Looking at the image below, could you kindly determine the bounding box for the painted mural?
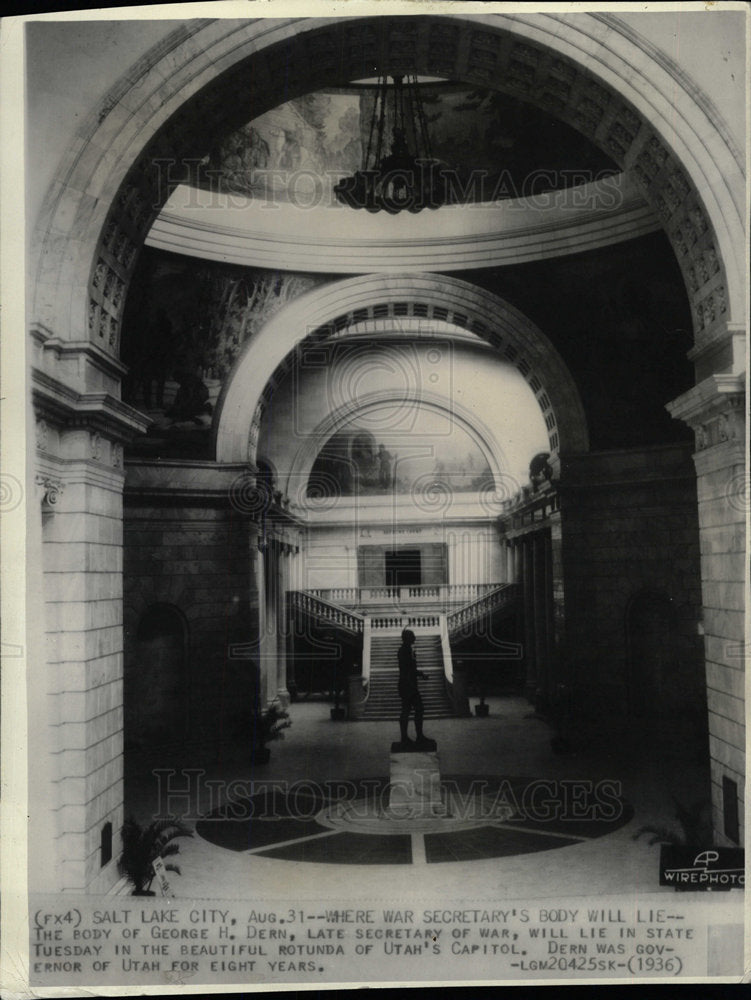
[204,83,617,204]
[307,409,494,499]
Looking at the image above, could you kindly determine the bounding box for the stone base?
[388,750,447,818]
[390,738,437,752]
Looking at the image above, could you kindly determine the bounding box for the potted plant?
[253,701,291,764]
[118,817,193,896]
[633,797,713,892]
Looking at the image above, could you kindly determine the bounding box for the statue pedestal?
[388,750,447,819]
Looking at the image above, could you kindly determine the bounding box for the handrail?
[291,585,517,638]
[288,590,364,635]
[446,583,519,637]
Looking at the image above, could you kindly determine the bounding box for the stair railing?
[446,583,519,638]
[439,613,453,687]
[288,590,364,636]
[370,613,441,631]
[304,583,503,608]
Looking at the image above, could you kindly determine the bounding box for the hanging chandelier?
[334,74,448,214]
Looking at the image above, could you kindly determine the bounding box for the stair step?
[363,633,454,719]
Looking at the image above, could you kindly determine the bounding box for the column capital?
[34,474,65,509]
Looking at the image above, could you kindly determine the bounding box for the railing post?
[439,613,453,686]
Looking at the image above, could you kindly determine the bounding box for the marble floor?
[122,696,713,904]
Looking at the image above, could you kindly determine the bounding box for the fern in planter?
[253,702,292,762]
[118,818,193,895]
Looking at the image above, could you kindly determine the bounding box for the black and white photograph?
[1,1,748,993]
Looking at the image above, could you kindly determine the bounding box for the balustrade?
[446,583,518,636]
[370,613,441,630]
[289,590,364,634]
[306,583,500,607]
[291,583,517,640]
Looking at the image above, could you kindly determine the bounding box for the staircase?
[288,583,520,721]
[361,634,453,721]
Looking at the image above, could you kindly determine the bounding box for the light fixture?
[334,74,448,214]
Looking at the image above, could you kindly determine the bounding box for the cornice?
[32,326,130,380]
[32,369,151,441]
[146,173,660,274]
[665,373,746,428]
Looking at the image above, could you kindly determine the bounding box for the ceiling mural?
[204,83,617,205]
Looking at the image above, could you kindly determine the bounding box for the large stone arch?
[212,273,589,464]
[31,14,744,368]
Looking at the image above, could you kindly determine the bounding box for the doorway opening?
[385,549,422,588]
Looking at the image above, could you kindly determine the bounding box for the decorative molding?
[35,419,49,451]
[497,487,561,537]
[33,329,130,380]
[146,173,661,274]
[35,474,65,509]
[666,375,745,453]
[31,369,152,443]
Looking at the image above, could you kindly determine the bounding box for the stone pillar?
[532,532,547,703]
[277,544,291,706]
[667,373,745,846]
[33,411,148,894]
[255,535,271,709]
[543,529,555,699]
[522,537,536,699]
[286,547,297,702]
[550,519,565,651]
